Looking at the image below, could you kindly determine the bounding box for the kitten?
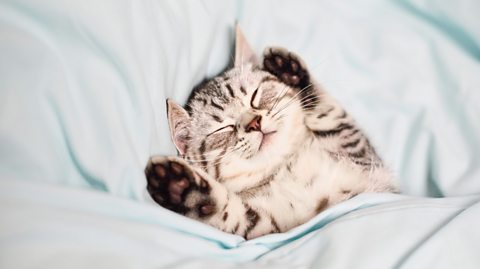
[145,26,397,239]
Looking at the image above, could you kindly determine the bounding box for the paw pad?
[145,158,216,217]
[263,47,310,88]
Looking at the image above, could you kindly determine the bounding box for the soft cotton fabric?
[1,0,479,268]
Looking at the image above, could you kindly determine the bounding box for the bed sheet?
[1,178,480,268]
[1,0,480,268]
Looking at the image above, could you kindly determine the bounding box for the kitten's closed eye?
[250,88,260,109]
[208,125,235,136]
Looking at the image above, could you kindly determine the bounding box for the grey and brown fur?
[145,27,397,239]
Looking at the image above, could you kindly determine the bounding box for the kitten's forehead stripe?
[226,84,235,98]
[240,86,247,95]
[211,100,224,111]
[211,114,223,123]
[197,98,207,106]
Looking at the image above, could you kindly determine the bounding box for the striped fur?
[146,29,397,239]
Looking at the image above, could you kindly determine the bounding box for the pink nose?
[246,115,262,132]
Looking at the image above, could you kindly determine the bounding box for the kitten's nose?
[246,115,262,133]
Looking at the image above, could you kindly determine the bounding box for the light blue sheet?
[1,0,480,268]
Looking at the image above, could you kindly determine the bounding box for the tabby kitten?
[145,27,396,239]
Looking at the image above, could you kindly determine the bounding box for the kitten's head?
[167,27,309,178]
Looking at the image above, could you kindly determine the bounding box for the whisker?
[267,84,290,115]
[299,94,320,106]
[186,144,242,164]
[272,113,286,121]
[271,84,314,117]
[274,84,313,111]
[271,92,317,120]
[176,140,238,158]
[185,151,230,162]
[189,147,242,169]
[186,148,237,163]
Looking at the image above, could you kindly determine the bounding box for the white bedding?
[1,0,480,268]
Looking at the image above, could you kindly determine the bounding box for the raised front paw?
[263,47,310,89]
[145,156,217,218]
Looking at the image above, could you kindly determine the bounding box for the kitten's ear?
[234,25,258,67]
[166,99,190,155]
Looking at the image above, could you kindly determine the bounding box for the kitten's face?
[167,27,310,178]
[171,64,308,178]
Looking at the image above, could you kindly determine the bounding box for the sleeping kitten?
[145,27,397,239]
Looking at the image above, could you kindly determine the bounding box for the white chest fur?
[221,136,393,232]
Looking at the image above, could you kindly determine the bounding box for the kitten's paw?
[145,156,216,218]
[263,47,310,88]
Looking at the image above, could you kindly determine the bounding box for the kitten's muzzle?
[245,115,262,133]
